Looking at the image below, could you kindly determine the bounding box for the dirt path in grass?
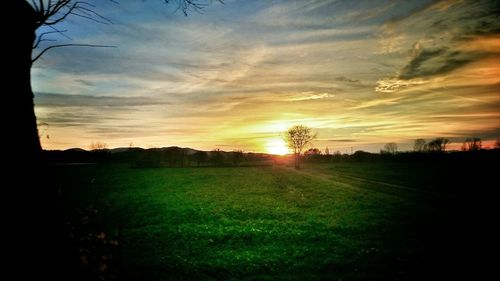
[278,165,452,200]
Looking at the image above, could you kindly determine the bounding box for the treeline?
[379,137,499,154]
[43,145,500,167]
[43,147,274,167]
[302,147,500,163]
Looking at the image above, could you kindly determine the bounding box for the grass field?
[50,162,478,280]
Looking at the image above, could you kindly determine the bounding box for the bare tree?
[428,137,449,152]
[11,0,219,164]
[90,141,108,150]
[462,138,482,151]
[8,4,220,278]
[284,125,317,169]
[381,142,398,154]
[414,139,426,152]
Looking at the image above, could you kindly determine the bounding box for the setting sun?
[266,138,289,155]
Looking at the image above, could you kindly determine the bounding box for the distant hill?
[43,146,278,167]
[64,148,87,152]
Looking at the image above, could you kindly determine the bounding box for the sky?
[31,0,500,153]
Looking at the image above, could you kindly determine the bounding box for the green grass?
[51,163,466,280]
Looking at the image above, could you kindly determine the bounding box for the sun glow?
[266,138,289,155]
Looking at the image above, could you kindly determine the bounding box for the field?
[50,162,482,280]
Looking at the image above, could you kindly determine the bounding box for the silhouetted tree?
[325,147,330,155]
[9,3,219,279]
[231,150,244,166]
[192,151,208,166]
[210,149,224,166]
[304,148,322,163]
[414,139,426,152]
[333,150,342,157]
[428,137,449,152]
[138,148,162,167]
[381,142,398,154]
[352,150,375,161]
[163,147,187,167]
[462,138,482,151]
[12,0,218,163]
[304,148,321,155]
[285,125,317,169]
[90,141,108,150]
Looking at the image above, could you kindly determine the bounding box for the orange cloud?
[458,36,500,53]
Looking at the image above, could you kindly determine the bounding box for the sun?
[266,138,289,155]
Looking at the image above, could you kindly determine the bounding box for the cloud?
[457,36,500,53]
[35,93,168,107]
[375,78,427,93]
[335,76,361,83]
[75,79,95,87]
[374,0,500,94]
[287,92,334,101]
[327,139,357,142]
[398,47,481,80]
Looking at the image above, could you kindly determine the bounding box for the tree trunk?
[6,3,75,281]
[11,1,42,165]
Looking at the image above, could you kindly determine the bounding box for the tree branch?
[69,11,111,24]
[32,44,116,64]
[44,1,81,26]
[31,0,40,11]
[45,0,72,18]
[30,0,220,61]
[164,0,224,16]
[75,6,113,24]
[33,30,63,49]
[46,25,72,40]
[33,38,57,49]
[39,0,45,14]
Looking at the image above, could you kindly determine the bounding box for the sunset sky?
[32,0,500,153]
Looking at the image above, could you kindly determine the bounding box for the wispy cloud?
[35,93,168,107]
[287,92,334,101]
[335,76,361,84]
[327,139,357,143]
[375,78,428,93]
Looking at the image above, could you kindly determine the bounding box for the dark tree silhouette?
[231,150,244,166]
[285,125,317,169]
[192,150,208,166]
[210,149,224,166]
[462,138,482,151]
[304,148,321,155]
[414,138,426,152]
[381,142,398,154]
[8,2,219,280]
[428,137,449,152]
[11,0,217,164]
[90,141,108,150]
